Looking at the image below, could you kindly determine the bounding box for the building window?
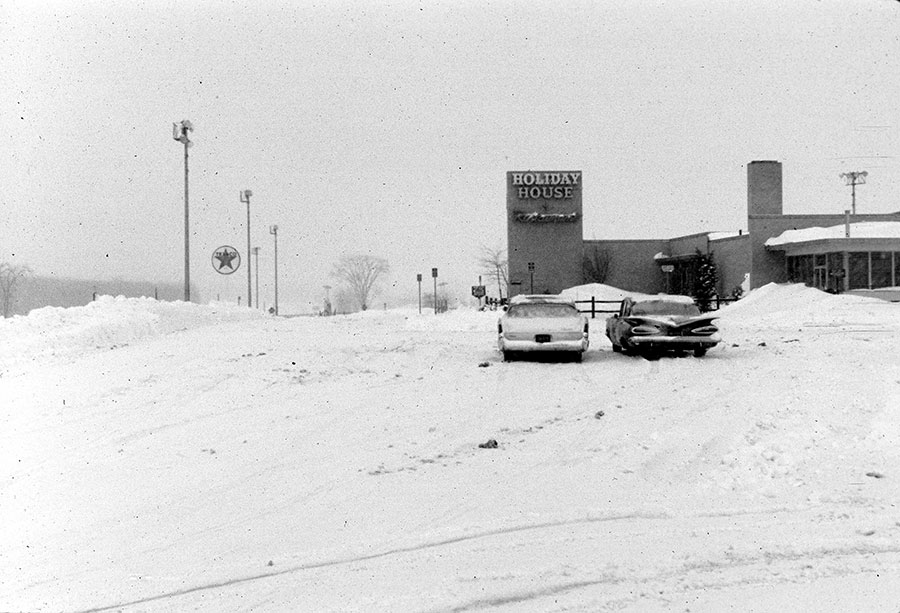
[848,252,869,290]
[787,255,814,285]
[827,252,845,292]
[895,253,900,287]
[871,252,892,288]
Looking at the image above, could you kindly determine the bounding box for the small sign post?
[432,268,438,314]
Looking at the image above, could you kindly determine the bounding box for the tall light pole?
[269,224,279,316]
[528,261,535,294]
[172,120,193,301]
[252,247,260,309]
[840,171,868,215]
[240,190,253,307]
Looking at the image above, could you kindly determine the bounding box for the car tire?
[693,348,708,358]
[611,343,622,353]
[572,352,583,363]
[503,350,516,362]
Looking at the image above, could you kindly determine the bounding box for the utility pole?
[270,225,279,316]
[252,247,260,308]
[172,120,193,301]
[840,171,868,215]
[240,190,253,307]
[416,273,422,314]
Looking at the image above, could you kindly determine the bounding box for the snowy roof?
[708,231,745,241]
[765,221,900,247]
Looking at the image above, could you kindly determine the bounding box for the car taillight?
[632,325,661,335]
[691,325,718,336]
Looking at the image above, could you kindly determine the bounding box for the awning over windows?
[766,222,900,256]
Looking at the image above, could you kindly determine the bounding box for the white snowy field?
[3,286,900,612]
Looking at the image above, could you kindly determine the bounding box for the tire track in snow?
[72,511,670,613]
[434,542,900,613]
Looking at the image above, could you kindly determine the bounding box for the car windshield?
[631,300,701,317]
[507,303,579,318]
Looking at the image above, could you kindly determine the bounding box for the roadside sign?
[661,265,674,273]
[471,285,486,298]
[432,268,438,278]
[212,245,241,275]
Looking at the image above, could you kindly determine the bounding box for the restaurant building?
[506,161,900,300]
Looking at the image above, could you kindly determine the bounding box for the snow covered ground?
[3,285,900,612]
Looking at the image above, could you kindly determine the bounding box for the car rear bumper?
[628,335,720,349]
[499,337,589,353]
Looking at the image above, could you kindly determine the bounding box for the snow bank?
[0,296,263,373]
[559,283,694,303]
[716,282,900,332]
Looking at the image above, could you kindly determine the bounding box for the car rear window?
[507,303,579,318]
[631,300,701,317]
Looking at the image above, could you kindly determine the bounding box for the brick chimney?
[747,160,782,216]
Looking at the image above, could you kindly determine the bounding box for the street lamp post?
[270,225,279,316]
[240,190,253,307]
[172,120,193,301]
[252,247,260,309]
[528,262,535,293]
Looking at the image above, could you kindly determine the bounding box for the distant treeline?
[10,276,197,316]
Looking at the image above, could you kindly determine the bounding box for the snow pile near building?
[0,295,262,374]
[716,282,900,332]
[559,282,693,303]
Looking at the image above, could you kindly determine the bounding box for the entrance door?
[813,254,828,289]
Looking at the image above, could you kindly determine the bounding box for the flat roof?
[765,222,900,247]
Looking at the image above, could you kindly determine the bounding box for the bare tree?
[583,245,611,284]
[477,245,508,300]
[331,254,390,311]
[0,263,32,317]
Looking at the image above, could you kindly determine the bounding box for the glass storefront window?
[895,253,900,287]
[871,252,892,288]
[828,252,845,292]
[848,252,868,290]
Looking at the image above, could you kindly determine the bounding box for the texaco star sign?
[212,245,241,275]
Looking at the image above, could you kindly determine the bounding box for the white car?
[497,295,589,362]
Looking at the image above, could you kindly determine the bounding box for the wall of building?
[710,234,750,296]
[584,239,668,294]
[667,233,709,258]
[748,213,900,288]
[507,171,584,296]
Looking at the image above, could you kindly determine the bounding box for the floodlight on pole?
[269,224,279,316]
[840,170,868,215]
[172,120,193,301]
[240,190,253,307]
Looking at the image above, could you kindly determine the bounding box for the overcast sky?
[3,0,899,309]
